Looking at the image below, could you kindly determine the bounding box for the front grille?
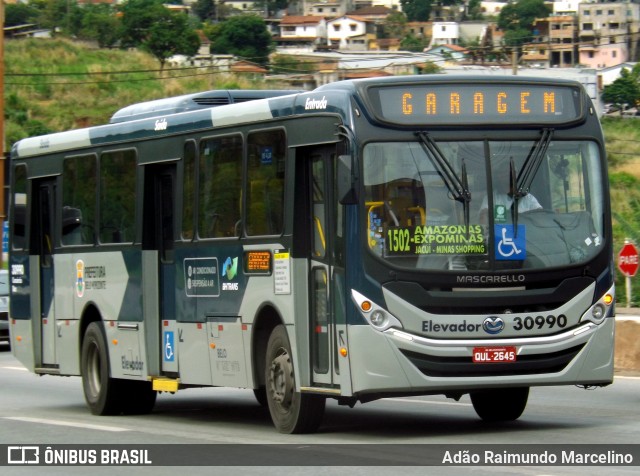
[399,344,584,378]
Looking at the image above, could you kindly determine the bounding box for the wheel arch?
[78,303,103,364]
[251,303,284,389]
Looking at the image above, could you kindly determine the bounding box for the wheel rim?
[268,347,294,411]
[86,340,102,397]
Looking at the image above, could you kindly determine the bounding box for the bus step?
[35,367,60,375]
[152,377,180,393]
[300,387,341,395]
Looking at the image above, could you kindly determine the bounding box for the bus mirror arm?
[337,154,358,205]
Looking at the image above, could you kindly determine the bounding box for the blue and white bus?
[8,76,615,433]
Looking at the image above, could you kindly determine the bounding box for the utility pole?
[0,2,5,268]
[512,46,518,75]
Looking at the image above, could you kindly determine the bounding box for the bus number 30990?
[513,315,567,331]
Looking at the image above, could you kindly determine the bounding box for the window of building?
[583,23,593,30]
[334,24,341,31]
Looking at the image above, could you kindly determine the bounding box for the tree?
[79,4,120,48]
[401,32,428,52]
[498,0,551,46]
[207,15,273,66]
[142,11,201,70]
[383,11,408,39]
[467,0,484,21]
[399,0,432,22]
[118,0,168,48]
[193,0,216,22]
[602,68,640,109]
[4,3,41,27]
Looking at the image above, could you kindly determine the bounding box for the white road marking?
[3,416,130,432]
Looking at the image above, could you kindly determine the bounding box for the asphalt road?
[0,342,639,475]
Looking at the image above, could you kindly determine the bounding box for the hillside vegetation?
[5,39,640,304]
[4,38,282,144]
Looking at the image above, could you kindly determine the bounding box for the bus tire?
[470,387,529,422]
[265,324,325,433]
[253,387,268,407]
[81,322,123,415]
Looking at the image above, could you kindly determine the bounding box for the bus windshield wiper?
[512,128,554,233]
[416,132,472,229]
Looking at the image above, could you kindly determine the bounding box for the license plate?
[472,346,517,363]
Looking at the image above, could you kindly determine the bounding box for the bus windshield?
[363,140,605,271]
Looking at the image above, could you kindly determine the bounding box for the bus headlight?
[351,290,403,332]
[580,285,615,325]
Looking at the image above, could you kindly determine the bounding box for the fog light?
[592,303,605,321]
[370,310,387,328]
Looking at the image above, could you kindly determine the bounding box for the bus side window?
[62,155,96,246]
[11,165,28,251]
[198,135,242,239]
[100,150,136,244]
[246,130,286,236]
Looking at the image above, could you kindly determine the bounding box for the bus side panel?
[10,319,35,372]
[53,254,81,375]
[238,247,298,389]
[9,254,35,371]
[72,250,147,381]
[176,323,212,385]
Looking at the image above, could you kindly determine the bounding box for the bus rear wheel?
[470,387,529,422]
[265,325,325,433]
[81,322,123,415]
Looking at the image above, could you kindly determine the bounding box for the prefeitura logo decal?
[76,260,85,298]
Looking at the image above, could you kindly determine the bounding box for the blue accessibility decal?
[164,331,175,362]
[494,224,526,261]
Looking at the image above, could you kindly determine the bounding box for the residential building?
[430,22,460,47]
[578,1,640,68]
[522,15,578,68]
[274,15,328,53]
[327,15,376,50]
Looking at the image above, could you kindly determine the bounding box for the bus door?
[32,179,57,366]
[142,163,176,377]
[308,147,345,387]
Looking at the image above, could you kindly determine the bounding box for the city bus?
[8,75,615,433]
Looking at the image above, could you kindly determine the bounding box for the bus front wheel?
[265,325,325,433]
[470,387,529,422]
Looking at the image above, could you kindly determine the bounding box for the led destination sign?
[367,83,582,125]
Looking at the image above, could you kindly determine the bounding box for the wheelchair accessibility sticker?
[164,331,175,362]
[495,224,526,260]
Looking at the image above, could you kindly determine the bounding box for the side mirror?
[337,154,357,205]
